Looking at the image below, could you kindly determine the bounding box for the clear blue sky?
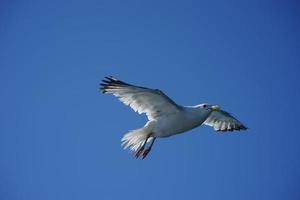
[1,0,299,200]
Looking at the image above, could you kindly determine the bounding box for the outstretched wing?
[100,76,182,120]
[204,110,247,132]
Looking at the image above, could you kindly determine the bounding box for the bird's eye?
[203,104,207,108]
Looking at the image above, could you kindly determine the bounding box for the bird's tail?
[121,127,152,152]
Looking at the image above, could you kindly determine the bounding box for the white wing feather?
[100,77,181,120]
[204,110,247,132]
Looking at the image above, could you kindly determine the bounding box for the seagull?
[100,76,247,159]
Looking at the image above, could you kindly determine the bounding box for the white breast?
[152,107,211,138]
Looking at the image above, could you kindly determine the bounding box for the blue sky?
[1,0,300,199]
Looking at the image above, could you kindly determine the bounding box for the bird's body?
[100,76,247,159]
[151,106,210,138]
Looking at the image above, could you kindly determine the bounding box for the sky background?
[1,0,300,200]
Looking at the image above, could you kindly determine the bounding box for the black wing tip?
[99,76,131,93]
[104,76,115,81]
[102,76,128,84]
[99,76,113,93]
[234,125,248,132]
[216,124,248,132]
[99,87,107,93]
[239,124,248,131]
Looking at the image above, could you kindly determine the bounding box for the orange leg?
[135,137,149,158]
[142,138,156,159]
[135,147,144,158]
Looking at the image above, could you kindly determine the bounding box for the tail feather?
[121,128,152,151]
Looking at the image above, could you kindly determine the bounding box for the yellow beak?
[211,105,220,111]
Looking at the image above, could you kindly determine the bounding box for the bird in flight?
[100,76,247,159]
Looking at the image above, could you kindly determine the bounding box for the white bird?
[100,76,247,159]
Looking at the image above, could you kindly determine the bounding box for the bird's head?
[194,103,221,122]
[198,103,221,111]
